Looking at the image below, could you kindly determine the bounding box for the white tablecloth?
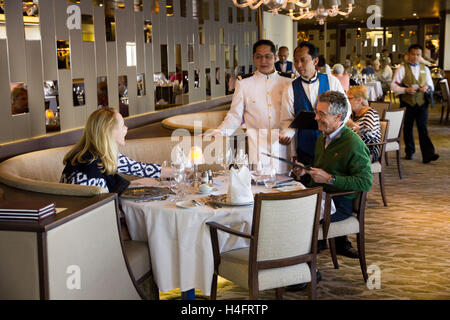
[365,81,383,101]
[121,176,279,295]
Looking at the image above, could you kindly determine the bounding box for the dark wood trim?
[37,232,49,300]
[439,11,446,69]
[0,185,117,233]
[0,96,232,162]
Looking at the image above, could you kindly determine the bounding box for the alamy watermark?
[66,264,81,290]
[366,264,381,290]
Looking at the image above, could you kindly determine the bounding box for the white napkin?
[320,191,337,220]
[227,166,253,204]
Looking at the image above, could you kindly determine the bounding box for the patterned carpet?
[158,104,450,300]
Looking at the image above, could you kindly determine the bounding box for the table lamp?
[190,146,204,187]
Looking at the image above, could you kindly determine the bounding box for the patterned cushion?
[219,247,311,291]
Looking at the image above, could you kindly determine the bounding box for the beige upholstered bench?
[0,136,230,299]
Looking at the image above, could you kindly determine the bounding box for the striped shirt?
[352,108,381,162]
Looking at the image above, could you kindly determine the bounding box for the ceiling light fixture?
[231,0,354,25]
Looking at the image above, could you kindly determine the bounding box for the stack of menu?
[0,200,56,220]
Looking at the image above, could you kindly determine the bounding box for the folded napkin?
[320,192,336,220]
[227,166,253,204]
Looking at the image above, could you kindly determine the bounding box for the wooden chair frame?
[207,187,323,300]
[321,191,369,283]
[439,79,450,124]
[367,119,389,206]
[384,110,406,179]
[369,101,391,120]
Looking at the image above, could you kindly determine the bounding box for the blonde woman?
[346,85,381,162]
[61,107,173,194]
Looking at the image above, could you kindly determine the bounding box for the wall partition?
[0,0,258,145]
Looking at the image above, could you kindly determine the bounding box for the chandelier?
[232,0,354,25]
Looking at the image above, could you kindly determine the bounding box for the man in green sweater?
[294,90,373,258]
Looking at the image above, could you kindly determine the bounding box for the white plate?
[176,200,203,209]
[277,185,305,192]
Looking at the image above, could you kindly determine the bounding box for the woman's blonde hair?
[63,107,119,175]
[347,85,369,106]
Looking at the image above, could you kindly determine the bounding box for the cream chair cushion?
[385,141,400,152]
[318,216,360,240]
[219,247,311,291]
[371,161,382,173]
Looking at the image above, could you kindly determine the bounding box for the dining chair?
[367,120,389,206]
[439,79,450,124]
[207,187,323,300]
[384,110,405,179]
[318,191,369,283]
[369,101,391,120]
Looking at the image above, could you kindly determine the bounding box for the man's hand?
[308,168,332,184]
[279,135,292,145]
[419,85,429,93]
[405,87,417,94]
[292,161,307,178]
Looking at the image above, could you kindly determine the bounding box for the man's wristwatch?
[327,175,336,185]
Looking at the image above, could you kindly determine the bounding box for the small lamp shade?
[190,146,204,165]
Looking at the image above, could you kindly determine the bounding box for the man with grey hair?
[294,90,372,258]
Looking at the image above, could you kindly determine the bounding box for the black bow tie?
[301,76,318,84]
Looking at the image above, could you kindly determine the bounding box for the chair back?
[250,187,322,265]
[439,79,449,102]
[369,101,391,119]
[384,110,405,141]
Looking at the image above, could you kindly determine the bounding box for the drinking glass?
[263,166,277,189]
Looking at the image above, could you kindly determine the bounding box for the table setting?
[119,157,305,295]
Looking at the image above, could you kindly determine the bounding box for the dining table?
[120,174,305,296]
[365,80,383,101]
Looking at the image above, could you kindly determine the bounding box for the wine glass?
[235,148,247,169]
[263,166,277,189]
[224,146,234,171]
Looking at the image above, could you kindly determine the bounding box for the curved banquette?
[161,110,228,133]
[0,136,230,300]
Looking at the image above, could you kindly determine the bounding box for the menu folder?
[289,110,318,130]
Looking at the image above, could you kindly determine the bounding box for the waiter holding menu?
[279,42,347,166]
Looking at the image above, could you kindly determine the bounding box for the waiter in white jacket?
[209,39,295,173]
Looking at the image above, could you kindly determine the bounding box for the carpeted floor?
[159,103,450,300]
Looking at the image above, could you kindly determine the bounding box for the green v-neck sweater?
[311,125,373,199]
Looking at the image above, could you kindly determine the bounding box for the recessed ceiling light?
[413,13,417,16]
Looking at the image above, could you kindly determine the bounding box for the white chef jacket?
[217,70,294,173]
[280,72,349,156]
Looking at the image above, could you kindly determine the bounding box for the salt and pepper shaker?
[201,171,209,185]
[207,169,213,186]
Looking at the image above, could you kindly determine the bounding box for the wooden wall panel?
[0,0,257,146]
[26,41,46,137]
[0,40,12,143]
